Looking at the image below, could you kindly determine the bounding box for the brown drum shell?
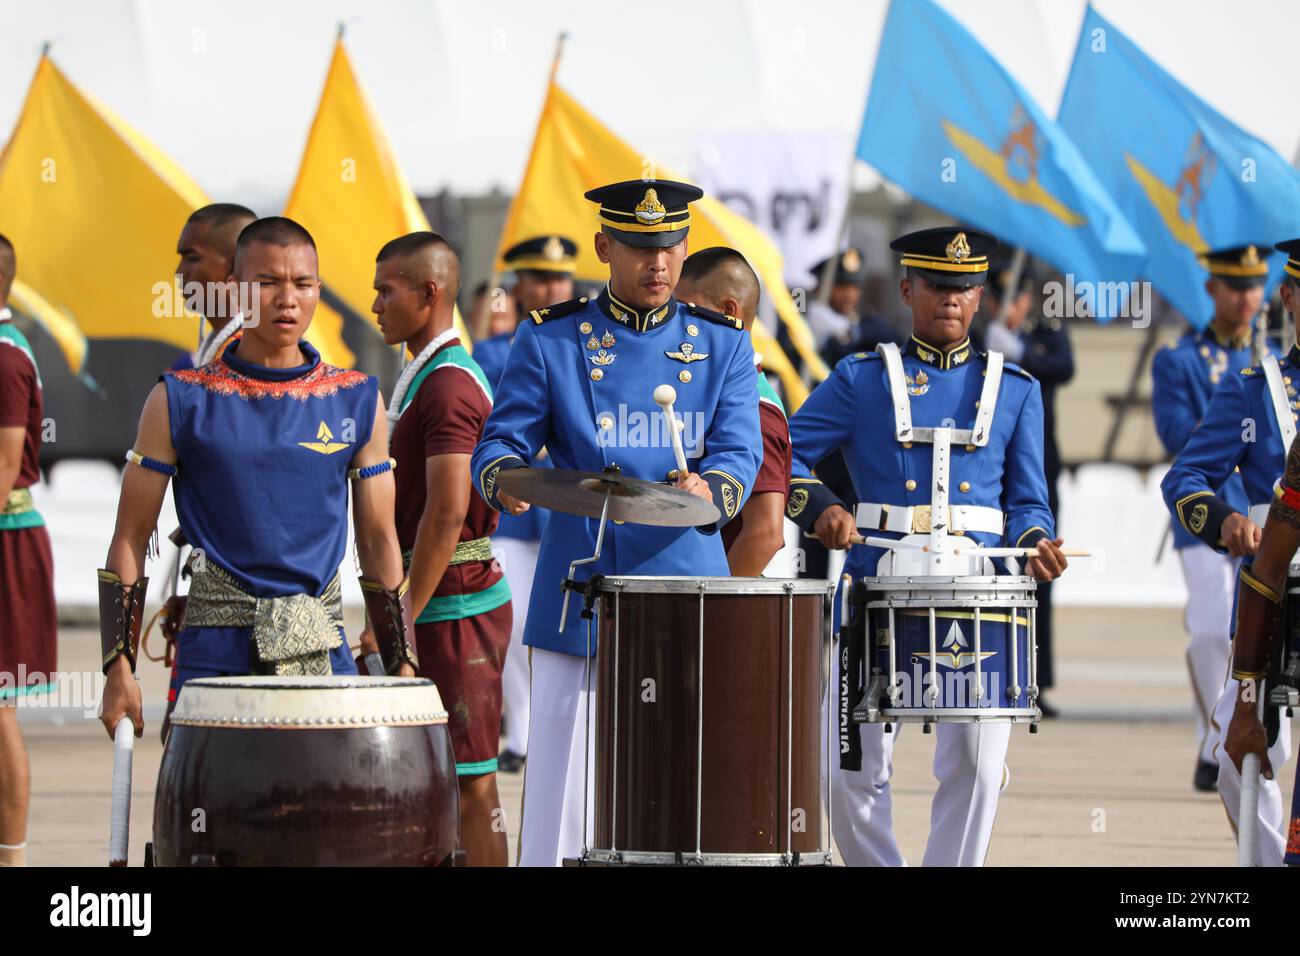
[152,722,459,866]
[594,589,823,856]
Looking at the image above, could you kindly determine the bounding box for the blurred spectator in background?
[975,255,1075,718]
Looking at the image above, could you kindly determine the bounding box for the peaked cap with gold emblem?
[891,226,998,289]
[584,179,703,248]
[1201,243,1270,289]
[503,234,578,275]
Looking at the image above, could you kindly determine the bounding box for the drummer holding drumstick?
[471,179,761,866]
[785,226,1068,867]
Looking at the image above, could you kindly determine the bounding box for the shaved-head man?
[158,203,258,737]
[102,218,415,775]
[373,231,511,866]
[171,203,257,370]
[676,247,790,576]
[0,233,58,865]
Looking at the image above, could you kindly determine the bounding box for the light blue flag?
[1060,5,1300,329]
[858,0,1147,321]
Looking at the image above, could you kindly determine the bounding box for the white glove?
[985,322,1025,362]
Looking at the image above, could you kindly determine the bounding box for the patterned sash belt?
[3,488,34,516]
[402,536,494,570]
[184,564,343,676]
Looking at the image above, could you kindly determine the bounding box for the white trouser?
[1212,676,1292,866]
[826,644,1012,866]
[517,647,595,867]
[1178,545,1239,764]
[494,537,539,755]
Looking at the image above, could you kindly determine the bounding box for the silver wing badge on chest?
[665,342,709,364]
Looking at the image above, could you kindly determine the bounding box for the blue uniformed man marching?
[1160,238,1300,866]
[471,180,761,866]
[785,226,1068,867]
[1151,243,1274,792]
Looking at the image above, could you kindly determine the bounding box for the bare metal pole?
[1101,317,1162,462]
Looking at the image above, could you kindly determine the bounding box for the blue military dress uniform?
[784,225,1055,868]
[471,331,512,395]
[1160,342,1300,865]
[787,335,1054,615]
[1152,241,1277,794]
[472,286,761,657]
[1161,345,1299,550]
[478,177,760,867]
[1152,326,1257,548]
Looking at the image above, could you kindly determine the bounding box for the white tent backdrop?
[0,0,1294,213]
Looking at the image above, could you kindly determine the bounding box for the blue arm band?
[348,458,396,480]
[125,450,177,477]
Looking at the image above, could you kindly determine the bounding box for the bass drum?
[588,576,834,866]
[152,676,459,866]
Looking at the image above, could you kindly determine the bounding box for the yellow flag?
[496,84,828,407]
[0,56,209,367]
[8,278,86,374]
[284,38,469,367]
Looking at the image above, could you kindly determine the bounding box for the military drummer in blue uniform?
[786,226,1069,867]
[471,179,761,866]
[1160,238,1300,866]
[1151,243,1274,793]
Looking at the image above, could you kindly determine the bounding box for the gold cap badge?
[946,232,971,262]
[1241,245,1260,267]
[543,236,564,261]
[842,248,862,272]
[634,189,667,225]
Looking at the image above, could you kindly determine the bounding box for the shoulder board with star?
[1239,366,1260,377]
[845,351,882,363]
[530,296,589,325]
[682,302,743,331]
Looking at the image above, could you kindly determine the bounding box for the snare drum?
[151,676,459,866]
[580,576,834,866]
[854,575,1039,726]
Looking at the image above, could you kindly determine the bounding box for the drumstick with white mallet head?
[809,531,1092,558]
[653,384,690,477]
[108,716,135,866]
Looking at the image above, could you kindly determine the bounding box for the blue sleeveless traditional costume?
[163,341,377,685]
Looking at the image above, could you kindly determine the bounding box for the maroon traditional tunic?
[0,314,57,699]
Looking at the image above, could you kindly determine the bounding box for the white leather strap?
[878,342,913,442]
[971,350,1004,446]
[1263,354,1296,452]
[1249,502,1271,526]
[854,502,1004,535]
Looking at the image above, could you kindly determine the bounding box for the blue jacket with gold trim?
[785,336,1054,589]
[470,288,761,657]
[1160,346,1299,553]
[1151,327,1262,549]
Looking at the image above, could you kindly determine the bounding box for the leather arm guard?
[98,569,149,675]
[359,577,419,674]
[1232,565,1282,682]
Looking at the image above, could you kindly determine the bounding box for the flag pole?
[476,32,569,342]
[991,246,1027,329]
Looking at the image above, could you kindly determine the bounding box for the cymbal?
[497,467,720,528]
